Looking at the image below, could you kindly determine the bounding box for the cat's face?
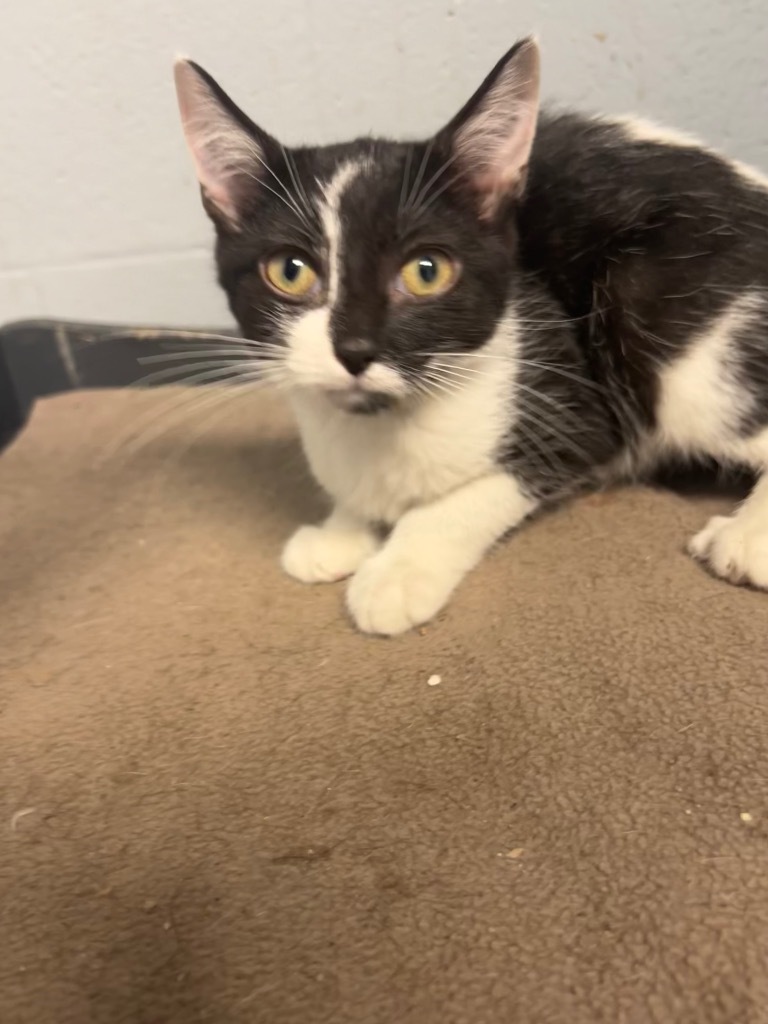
[175,40,540,414]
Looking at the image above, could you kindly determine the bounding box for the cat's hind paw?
[688,514,768,589]
[282,523,378,584]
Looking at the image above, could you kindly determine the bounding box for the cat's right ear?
[174,59,273,231]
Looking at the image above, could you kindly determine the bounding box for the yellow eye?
[263,254,319,298]
[397,253,456,298]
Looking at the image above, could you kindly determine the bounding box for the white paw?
[346,550,459,636]
[281,524,378,584]
[688,514,768,589]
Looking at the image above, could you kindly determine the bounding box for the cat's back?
[522,109,768,293]
[529,108,768,216]
[519,106,768,358]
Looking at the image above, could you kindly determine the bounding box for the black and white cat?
[174,38,768,635]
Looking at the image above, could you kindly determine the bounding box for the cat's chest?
[290,369,512,523]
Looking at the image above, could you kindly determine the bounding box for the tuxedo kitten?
[174,38,768,635]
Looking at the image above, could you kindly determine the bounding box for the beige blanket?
[2,391,766,1023]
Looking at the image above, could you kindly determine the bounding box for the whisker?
[410,153,457,215]
[282,145,315,225]
[244,156,314,234]
[431,355,608,396]
[132,360,251,389]
[108,376,284,463]
[426,361,596,461]
[140,383,273,509]
[139,345,284,364]
[419,370,464,398]
[123,329,243,343]
[514,400,594,466]
[403,138,435,214]
[398,145,414,216]
[411,171,462,218]
[513,419,572,481]
[517,359,608,393]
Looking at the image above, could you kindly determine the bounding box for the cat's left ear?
[440,37,540,220]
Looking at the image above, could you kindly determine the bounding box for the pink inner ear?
[174,59,262,228]
[452,41,540,216]
[460,95,538,187]
[202,181,241,225]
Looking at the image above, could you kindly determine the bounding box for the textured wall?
[1,0,767,326]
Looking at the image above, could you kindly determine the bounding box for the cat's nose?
[334,337,376,377]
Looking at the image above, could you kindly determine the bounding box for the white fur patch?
[346,472,534,635]
[282,508,379,583]
[319,161,362,303]
[654,292,765,465]
[613,115,703,151]
[651,290,768,592]
[289,320,522,524]
[614,115,768,194]
[284,306,409,399]
[284,308,348,391]
[689,473,768,589]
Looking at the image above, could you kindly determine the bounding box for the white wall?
[1,0,767,327]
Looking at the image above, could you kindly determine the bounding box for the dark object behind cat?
[174,38,768,635]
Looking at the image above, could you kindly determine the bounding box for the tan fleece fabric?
[1,390,767,1024]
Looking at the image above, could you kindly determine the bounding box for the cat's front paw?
[346,550,459,635]
[282,524,378,584]
[688,514,768,589]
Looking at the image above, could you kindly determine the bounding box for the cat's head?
[174,39,539,413]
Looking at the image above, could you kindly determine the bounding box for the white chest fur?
[289,346,516,524]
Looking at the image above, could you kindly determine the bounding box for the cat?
[173,37,768,635]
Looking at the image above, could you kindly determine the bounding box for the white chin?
[325,388,398,414]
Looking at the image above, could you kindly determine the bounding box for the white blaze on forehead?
[318,161,364,303]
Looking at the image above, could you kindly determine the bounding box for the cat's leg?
[688,472,768,588]
[347,472,536,636]
[282,507,380,584]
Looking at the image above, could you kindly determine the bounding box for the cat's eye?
[262,254,320,299]
[396,253,457,299]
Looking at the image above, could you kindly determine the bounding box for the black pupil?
[284,257,304,282]
[418,258,438,284]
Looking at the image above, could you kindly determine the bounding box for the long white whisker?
[101,329,244,345]
[110,377,281,462]
[139,346,284,364]
[411,153,457,214]
[514,401,594,465]
[281,145,314,225]
[434,353,591,394]
[399,145,414,215]
[513,419,571,480]
[404,138,435,213]
[133,360,253,388]
[419,370,464,398]
[143,378,291,504]
[517,359,608,394]
[413,171,462,217]
[244,156,313,231]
